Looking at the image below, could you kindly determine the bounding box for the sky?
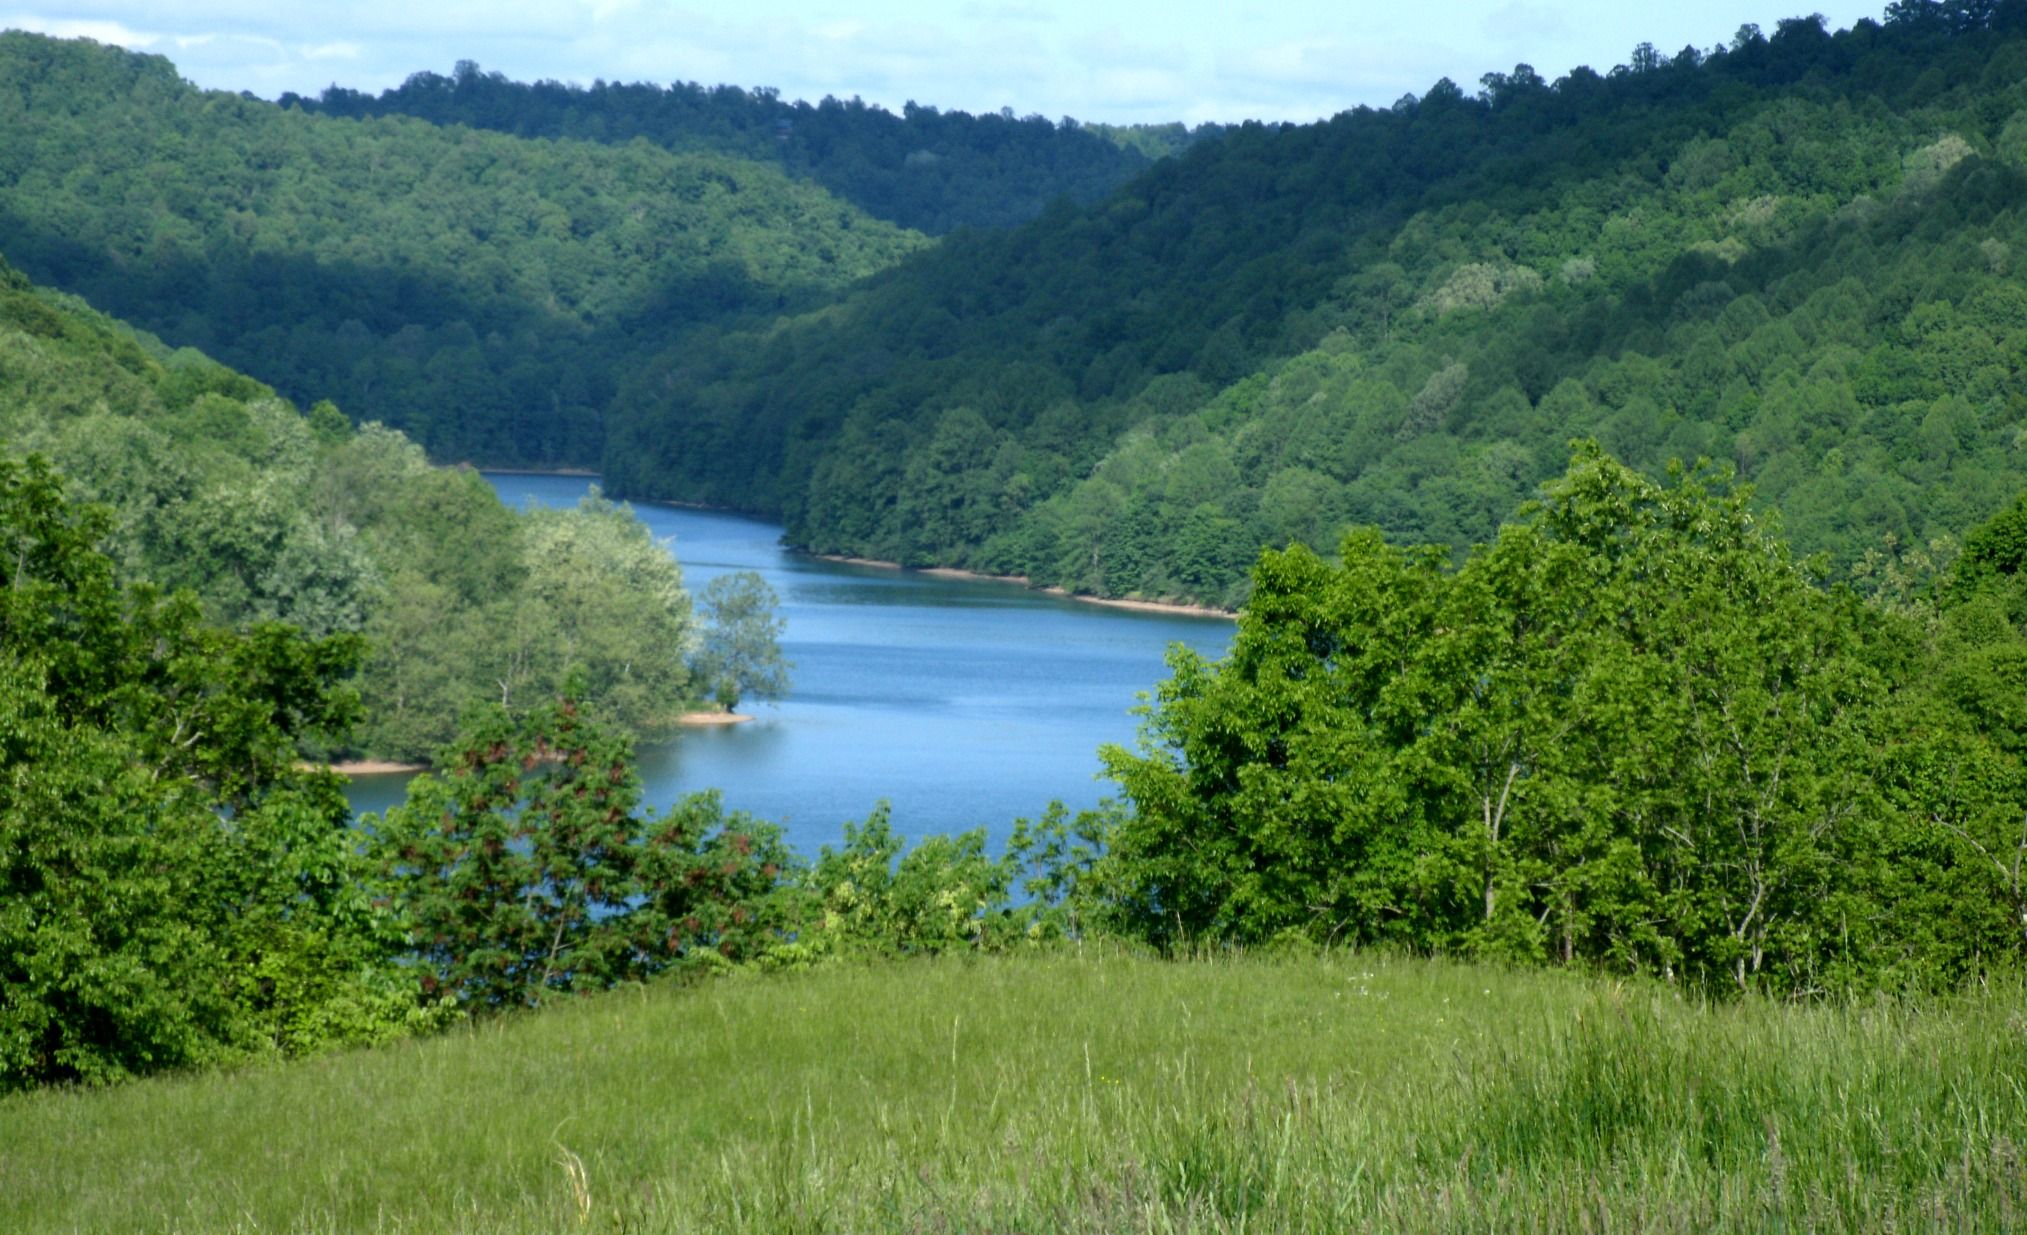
[4,2,1886,125]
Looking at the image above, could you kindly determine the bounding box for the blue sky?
[5,2,1884,124]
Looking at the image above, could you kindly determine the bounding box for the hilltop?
[284,61,1214,236]
[0,250,706,761]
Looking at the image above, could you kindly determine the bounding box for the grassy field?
[3,949,2022,1233]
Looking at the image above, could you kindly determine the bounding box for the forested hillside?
[0,254,701,761]
[286,63,1213,235]
[606,3,2027,607]
[0,33,925,466]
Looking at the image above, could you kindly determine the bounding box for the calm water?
[345,474,1232,854]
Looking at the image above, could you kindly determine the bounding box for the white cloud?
[1219,34,1438,107]
[4,15,163,45]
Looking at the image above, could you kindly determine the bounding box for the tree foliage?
[0,253,713,761]
[0,32,925,467]
[603,4,2027,607]
[286,61,1208,236]
[1100,445,2027,994]
[693,571,790,711]
[368,696,798,1009]
[0,455,415,1091]
[792,799,1127,958]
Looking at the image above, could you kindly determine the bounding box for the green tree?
[0,454,401,1090]
[369,693,797,1010]
[693,571,790,712]
[0,249,720,766]
[801,805,1014,955]
[510,491,695,729]
[1102,445,1942,993]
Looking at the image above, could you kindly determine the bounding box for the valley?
[2,5,2024,1230]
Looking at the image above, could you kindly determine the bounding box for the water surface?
[346,474,1232,855]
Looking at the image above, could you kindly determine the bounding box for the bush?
[369,694,799,1010]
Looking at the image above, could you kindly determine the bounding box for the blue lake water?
[343,473,1233,856]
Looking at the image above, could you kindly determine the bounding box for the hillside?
[0,252,701,761]
[604,5,2027,607]
[286,62,1215,236]
[4,951,2019,1232]
[0,32,926,466]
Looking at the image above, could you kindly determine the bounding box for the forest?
[13,14,2027,611]
[0,34,1211,477]
[0,252,778,762]
[0,32,925,466]
[10,432,2027,1091]
[604,4,2027,607]
[1,0,2023,1049]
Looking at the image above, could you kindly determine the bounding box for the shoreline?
[468,465,601,477]
[811,553,1236,619]
[308,759,428,775]
[467,471,1237,620]
[312,711,749,773]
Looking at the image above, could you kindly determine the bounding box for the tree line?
[12,10,2025,615]
[285,60,1215,236]
[1102,445,2027,993]
[0,448,1012,1088]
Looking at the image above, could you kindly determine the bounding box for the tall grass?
[3,949,2020,1233]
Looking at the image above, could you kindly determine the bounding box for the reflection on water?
[344,474,1232,856]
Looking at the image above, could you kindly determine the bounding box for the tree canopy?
[602,3,2027,607]
[0,251,714,761]
[1101,445,2027,994]
[694,571,791,711]
[285,61,1212,236]
[0,454,415,1088]
[0,32,925,466]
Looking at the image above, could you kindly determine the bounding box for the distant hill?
[0,32,926,466]
[0,250,704,761]
[602,3,2027,606]
[284,62,1217,236]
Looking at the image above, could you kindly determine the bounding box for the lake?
[343,474,1233,855]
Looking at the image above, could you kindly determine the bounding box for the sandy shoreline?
[1040,588,1236,617]
[470,470,1236,618]
[312,716,747,775]
[812,553,1235,619]
[470,466,601,477]
[306,759,428,775]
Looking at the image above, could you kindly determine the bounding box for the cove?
[343,474,1233,856]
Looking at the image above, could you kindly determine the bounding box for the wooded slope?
[0,252,699,761]
[604,4,2027,606]
[0,33,925,466]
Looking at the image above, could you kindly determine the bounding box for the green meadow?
[4,950,2021,1234]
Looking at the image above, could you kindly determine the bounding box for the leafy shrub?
[368,693,798,1009]
[0,455,403,1090]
